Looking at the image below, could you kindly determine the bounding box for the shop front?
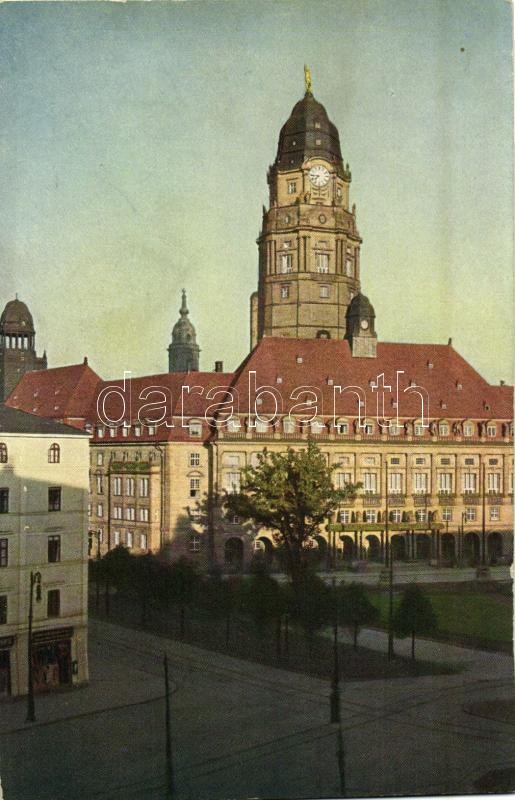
[32,627,73,692]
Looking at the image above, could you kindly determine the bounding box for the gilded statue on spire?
[304,64,312,94]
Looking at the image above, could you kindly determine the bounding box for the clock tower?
[250,69,362,347]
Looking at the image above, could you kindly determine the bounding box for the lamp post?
[386,461,395,661]
[329,526,345,796]
[163,652,175,799]
[481,463,487,568]
[27,570,42,723]
[460,511,466,566]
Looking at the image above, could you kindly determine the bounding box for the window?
[487,424,496,437]
[48,443,60,463]
[139,478,149,497]
[126,531,134,548]
[113,530,120,546]
[47,590,60,618]
[280,253,292,273]
[414,425,424,436]
[464,458,474,466]
[190,478,200,498]
[487,473,501,493]
[189,421,202,437]
[125,478,135,497]
[255,420,268,433]
[287,181,297,194]
[190,535,201,553]
[310,420,324,434]
[0,489,8,514]
[442,507,453,522]
[464,424,474,437]
[440,457,451,466]
[415,457,425,466]
[109,427,117,438]
[283,418,295,434]
[345,259,354,277]
[227,513,240,524]
[390,457,401,465]
[111,477,121,496]
[336,422,348,434]
[189,453,200,468]
[462,473,477,494]
[364,422,374,435]
[280,285,290,299]
[96,503,103,518]
[339,510,350,524]
[315,253,329,273]
[391,510,402,523]
[320,285,329,299]
[114,505,123,520]
[439,424,449,436]
[48,535,61,563]
[0,596,6,625]
[126,507,135,521]
[438,473,452,494]
[388,473,403,494]
[415,510,428,523]
[465,507,477,522]
[96,474,103,494]
[139,508,149,522]
[225,472,241,493]
[134,425,142,437]
[413,473,428,493]
[97,426,105,439]
[489,458,499,466]
[389,422,401,436]
[140,533,148,549]
[362,473,377,494]
[122,426,129,438]
[335,472,351,489]
[0,538,7,567]
[0,444,7,463]
[148,424,156,435]
[48,487,61,512]
[227,418,241,433]
[226,454,240,467]
[489,506,500,522]
[363,510,377,523]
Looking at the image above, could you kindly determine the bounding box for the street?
[0,617,514,800]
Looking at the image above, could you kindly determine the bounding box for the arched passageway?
[487,532,503,564]
[366,534,381,562]
[225,537,244,571]
[391,534,406,561]
[463,532,480,564]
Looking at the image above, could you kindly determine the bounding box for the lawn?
[368,587,513,645]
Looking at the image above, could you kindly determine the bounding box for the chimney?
[83,357,88,365]
[214,361,223,373]
[448,338,452,346]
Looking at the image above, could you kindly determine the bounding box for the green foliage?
[225,441,360,587]
[238,570,285,636]
[289,573,333,647]
[393,584,437,659]
[338,583,380,649]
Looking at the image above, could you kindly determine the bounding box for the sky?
[0,0,512,384]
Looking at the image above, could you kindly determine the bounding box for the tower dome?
[275,86,345,175]
[0,296,47,400]
[168,290,200,373]
[345,292,377,358]
[0,297,35,334]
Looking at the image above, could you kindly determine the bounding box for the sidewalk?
[328,625,513,679]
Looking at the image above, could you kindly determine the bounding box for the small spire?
[304,64,312,95]
[180,289,188,317]
[15,293,18,300]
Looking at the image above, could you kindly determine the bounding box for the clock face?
[360,319,369,330]
[309,165,330,187]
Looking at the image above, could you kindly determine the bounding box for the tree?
[225,441,360,594]
[338,583,379,650]
[393,584,438,660]
[199,569,241,648]
[164,558,200,639]
[290,573,333,658]
[238,566,286,658]
[102,545,132,616]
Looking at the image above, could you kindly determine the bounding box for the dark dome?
[346,293,375,319]
[171,290,197,345]
[275,92,343,172]
[0,298,35,334]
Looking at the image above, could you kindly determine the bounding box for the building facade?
[0,405,89,698]
[4,75,514,574]
[0,298,47,402]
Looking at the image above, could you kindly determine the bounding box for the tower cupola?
[345,292,377,358]
[168,290,200,373]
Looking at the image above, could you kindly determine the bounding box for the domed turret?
[168,290,200,373]
[275,91,344,174]
[0,296,47,400]
[345,292,377,358]
[0,298,35,335]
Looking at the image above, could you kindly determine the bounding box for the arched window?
[48,443,60,464]
[0,443,7,463]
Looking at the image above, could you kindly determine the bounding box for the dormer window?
[439,423,449,436]
[463,424,474,436]
[226,418,241,433]
[189,420,202,437]
[296,356,303,364]
[487,424,497,437]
